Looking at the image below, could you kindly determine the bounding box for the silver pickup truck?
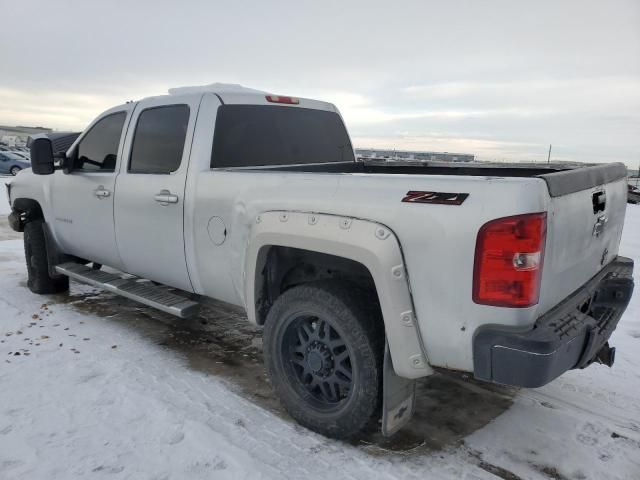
[6,84,634,439]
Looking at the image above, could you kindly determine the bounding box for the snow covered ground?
[0,189,639,480]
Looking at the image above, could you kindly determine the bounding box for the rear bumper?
[473,256,634,388]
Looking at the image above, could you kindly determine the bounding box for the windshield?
[211,105,354,168]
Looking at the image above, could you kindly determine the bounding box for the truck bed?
[206,158,629,371]
[242,160,628,197]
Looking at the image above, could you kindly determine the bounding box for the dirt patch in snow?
[50,285,515,456]
[3,206,640,479]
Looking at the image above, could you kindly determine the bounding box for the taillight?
[473,213,547,308]
[266,95,299,104]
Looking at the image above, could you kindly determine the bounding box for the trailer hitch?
[595,342,616,368]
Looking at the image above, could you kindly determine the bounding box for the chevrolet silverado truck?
[6,84,635,439]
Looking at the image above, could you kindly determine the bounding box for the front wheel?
[263,281,383,438]
[10,166,21,176]
[23,220,69,294]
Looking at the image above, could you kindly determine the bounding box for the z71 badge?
[401,191,469,205]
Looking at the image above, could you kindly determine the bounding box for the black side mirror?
[30,138,55,175]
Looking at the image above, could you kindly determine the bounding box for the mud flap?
[381,341,416,437]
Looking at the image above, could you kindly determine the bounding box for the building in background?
[355,148,474,163]
[0,125,52,147]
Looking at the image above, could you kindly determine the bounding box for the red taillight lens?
[266,95,299,104]
[473,213,547,308]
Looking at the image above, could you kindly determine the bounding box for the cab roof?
[166,83,337,112]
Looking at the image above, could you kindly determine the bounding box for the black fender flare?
[9,198,44,232]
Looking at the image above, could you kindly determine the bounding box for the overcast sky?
[2,0,639,166]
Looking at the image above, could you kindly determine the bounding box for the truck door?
[114,94,201,291]
[51,106,133,270]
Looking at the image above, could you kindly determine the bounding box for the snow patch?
[1,179,11,214]
[0,198,639,479]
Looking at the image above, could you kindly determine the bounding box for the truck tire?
[23,220,69,294]
[263,281,383,438]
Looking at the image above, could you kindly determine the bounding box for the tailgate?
[537,163,629,314]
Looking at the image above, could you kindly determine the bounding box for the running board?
[55,262,200,318]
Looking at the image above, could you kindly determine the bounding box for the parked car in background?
[4,150,31,161]
[629,184,640,204]
[0,151,30,175]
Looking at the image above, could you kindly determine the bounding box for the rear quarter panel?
[188,166,551,373]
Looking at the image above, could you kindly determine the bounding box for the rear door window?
[129,104,190,174]
[211,105,354,168]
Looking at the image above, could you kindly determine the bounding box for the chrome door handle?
[94,186,111,198]
[154,190,179,204]
[593,215,608,237]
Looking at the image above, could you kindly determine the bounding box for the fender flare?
[244,210,433,379]
[9,197,45,232]
[12,197,44,219]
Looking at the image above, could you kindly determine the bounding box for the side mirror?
[30,138,55,175]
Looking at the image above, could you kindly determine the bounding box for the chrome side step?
[55,262,200,318]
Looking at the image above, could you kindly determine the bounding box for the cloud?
[401,78,640,113]
[0,0,638,165]
[0,88,114,130]
[307,90,555,127]
[352,133,547,162]
[0,85,166,131]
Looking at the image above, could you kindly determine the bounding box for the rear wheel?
[10,166,21,176]
[23,220,69,294]
[263,281,383,438]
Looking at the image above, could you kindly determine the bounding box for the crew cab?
[6,84,634,438]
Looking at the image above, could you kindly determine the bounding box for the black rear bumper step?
[473,256,634,388]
